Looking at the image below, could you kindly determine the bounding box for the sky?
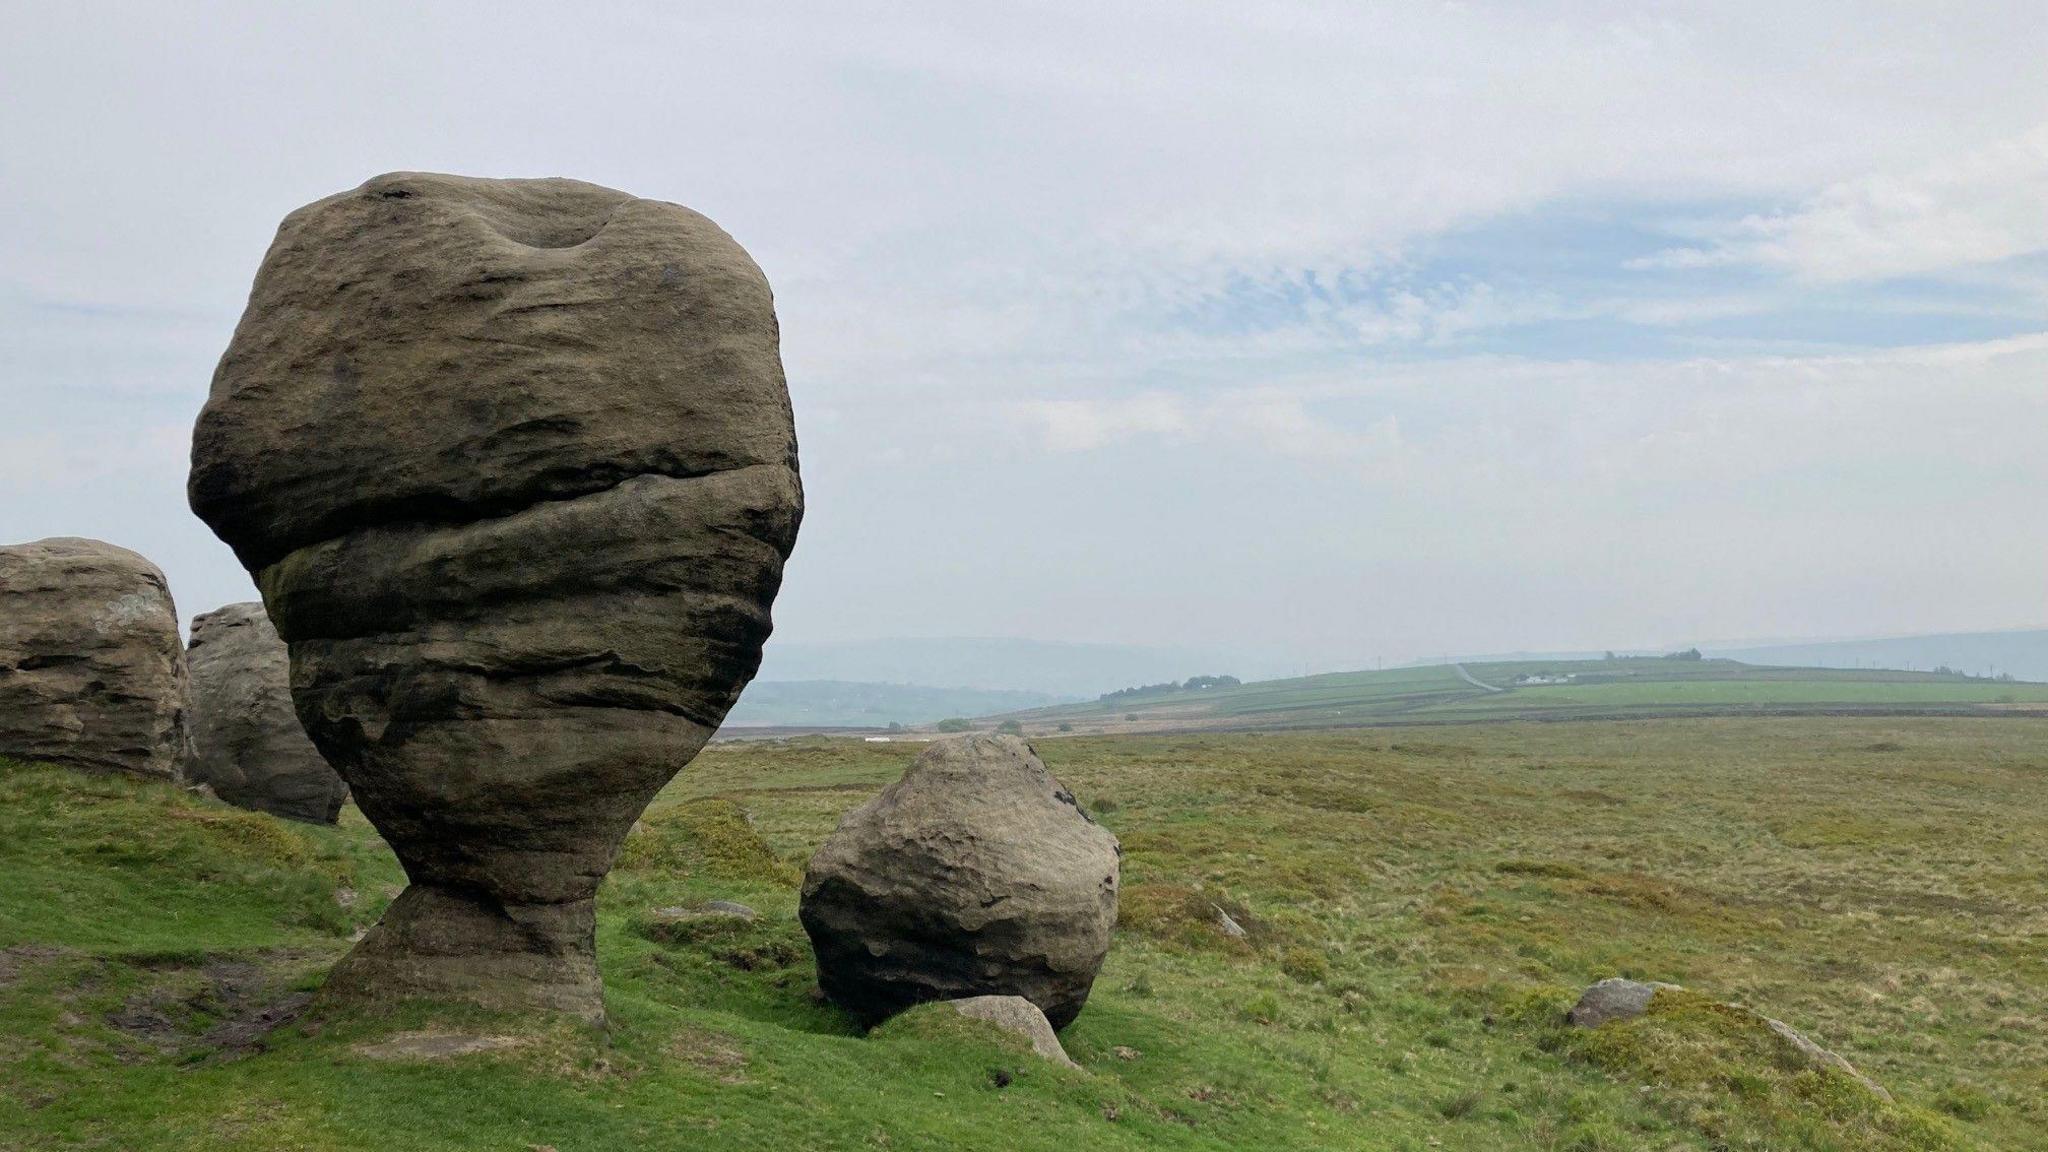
[3,2,2045,674]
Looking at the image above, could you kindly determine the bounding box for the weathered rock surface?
[0,538,187,779]
[946,996,1079,1067]
[1566,978,1891,1101]
[800,735,1119,1029]
[185,602,347,823]
[188,172,802,1023]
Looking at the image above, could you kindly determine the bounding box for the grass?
[3,715,2046,1149]
[1440,676,2048,714]
[986,656,2048,734]
[0,764,402,956]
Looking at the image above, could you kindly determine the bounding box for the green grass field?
[4,716,2046,1150]
[990,656,2048,734]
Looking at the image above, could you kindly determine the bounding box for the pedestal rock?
[188,172,803,1023]
[801,735,1119,1029]
[186,602,349,824]
[0,537,188,780]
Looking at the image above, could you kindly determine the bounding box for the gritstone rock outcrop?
[186,602,348,824]
[188,172,803,1022]
[0,537,188,780]
[801,735,1119,1029]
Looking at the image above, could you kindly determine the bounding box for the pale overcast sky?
[3,3,2045,672]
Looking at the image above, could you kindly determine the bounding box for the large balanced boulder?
[188,172,803,1022]
[0,538,187,779]
[185,602,347,824]
[800,735,1119,1029]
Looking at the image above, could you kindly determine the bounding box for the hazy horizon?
[7,4,2046,672]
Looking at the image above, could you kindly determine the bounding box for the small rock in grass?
[1213,904,1248,938]
[1567,977,1891,1101]
[1566,977,1682,1028]
[1763,1016,1892,1102]
[947,996,1079,1069]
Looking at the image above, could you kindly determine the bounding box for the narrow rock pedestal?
[322,886,602,1024]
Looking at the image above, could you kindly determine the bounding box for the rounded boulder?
[186,602,348,824]
[0,537,188,779]
[800,735,1119,1029]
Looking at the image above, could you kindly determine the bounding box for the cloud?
[1002,331,2048,527]
[6,3,2048,660]
[1015,390,1401,462]
[0,423,189,493]
[1016,393,1193,453]
[841,330,2048,660]
[1632,123,2048,283]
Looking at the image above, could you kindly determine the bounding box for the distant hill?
[970,654,2048,735]
[754,637,1243,697]
[741,632,2048,727]
[723,680,1073,728]
[1706,629,2048,682]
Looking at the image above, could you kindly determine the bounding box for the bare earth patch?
[667,1025,750,1084]
[104,956,314,1062]
[352,1031,528,1061]
[0,943,73,990]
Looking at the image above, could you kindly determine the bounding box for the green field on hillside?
[4,717,2045,1150]
[988,657,2048,734]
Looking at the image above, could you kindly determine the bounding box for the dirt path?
[1453,663,1506,693]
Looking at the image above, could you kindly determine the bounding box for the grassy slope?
[995,657,2048,733]
[3,717,2044,1150]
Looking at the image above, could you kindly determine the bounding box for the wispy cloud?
[1014,390,1401,462]
[1631,124,2048,284]
[6,3,2048,659]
